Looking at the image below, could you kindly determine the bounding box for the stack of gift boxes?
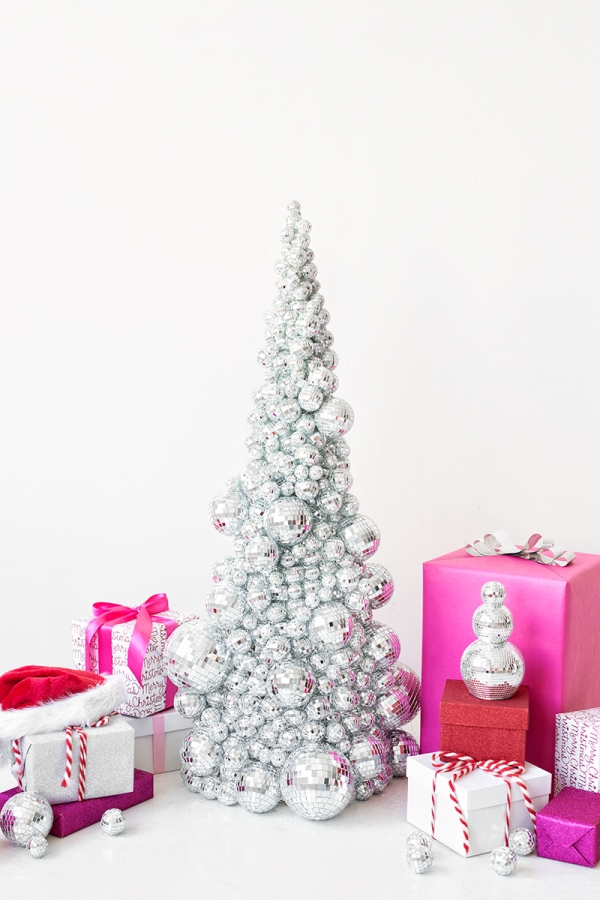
[405,547,600,867]
[0,595,197,838]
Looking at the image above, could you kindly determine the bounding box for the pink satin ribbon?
[152,714,166,774]
[85,594,176,688]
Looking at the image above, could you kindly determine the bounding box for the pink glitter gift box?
[422,549,600,777]
[0,768,154,837]
[537,786,600,867]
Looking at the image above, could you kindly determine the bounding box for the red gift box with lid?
[440,679,529,765]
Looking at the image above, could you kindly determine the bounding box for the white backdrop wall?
[1,2,599,684]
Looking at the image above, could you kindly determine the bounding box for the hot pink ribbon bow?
[430,752,537,856]
[86,594,172,686]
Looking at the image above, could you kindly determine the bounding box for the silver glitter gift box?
[16,716,135,803]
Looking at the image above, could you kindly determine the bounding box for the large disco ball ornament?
[314,397,355,437]
[245,534,280,570]
[281,747,355,820]
[264,498,312,545]
[364,622,401,669]
[166,621,231,693]
[206,583,246,628]
[361,564,394,610]
[308,603,354,650]
[209,491,248,535]
[180,729,223,775]
[0,793,53,846]
[340,516,381,560]
[270,661,315,708]
[388,730,420,777]
[237,765,281,813]
[393,663,421,720]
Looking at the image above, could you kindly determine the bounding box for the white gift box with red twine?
[407,752,552,857]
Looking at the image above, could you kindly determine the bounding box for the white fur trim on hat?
[0,674,125,768]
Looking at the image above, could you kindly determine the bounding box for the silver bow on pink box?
[465,529,575,566]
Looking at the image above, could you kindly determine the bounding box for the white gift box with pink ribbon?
[13,715,134,804]
[72,594,199,718]
[407,752,552,857]
[122,708,190,774]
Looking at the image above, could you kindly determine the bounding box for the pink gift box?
[422,549,600,777]
[0,768,154,837]
[537,786,600,867]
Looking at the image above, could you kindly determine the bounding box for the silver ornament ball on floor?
[509,826,536,856]
[489,846,517,875]
[100,809,126,836]
[28,834,48,858]
[0,792,53,847]
[280,747,355,820]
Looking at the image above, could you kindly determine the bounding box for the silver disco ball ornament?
[392,662,421,720]
[209,491,248,536]
[509,827,536,856]
[174,690,206,720]
[314,397,355,437]
[364,623,401,669]
[206,582,246,628]
[461,581,525,700]
[166,621,231,694]
[0,793,53,847]
[339,516,380,560]
[388,730,420,776]
[348,734,386,780]
[28,834,48,858]
[180,729,223,775]
[407,843,433,874]
[376,687,412,730]
[490,846,517,875]
[264,498,312,545]
[361,564,394,610]
[237,764,281,813]
[269,660,316,707]
[308,603,354,650]
[100,809,126,836]
[281,746,355,820]
[246,534,280,571]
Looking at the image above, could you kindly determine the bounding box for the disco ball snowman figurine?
[460,581,525,700]
[165,202,422,821]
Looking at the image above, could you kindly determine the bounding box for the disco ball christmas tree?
[167,201,420,820]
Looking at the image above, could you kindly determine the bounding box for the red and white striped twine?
[12,715,112,802]
[61,716,111,800]
[430,752,537,856]
[11,739,24,789]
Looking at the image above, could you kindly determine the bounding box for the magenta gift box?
[537,786,600,867]
[0,768,153,837]
[422,549,600,776]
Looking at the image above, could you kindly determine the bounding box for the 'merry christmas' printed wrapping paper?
[72,605,198,718]
[555,707,600,794]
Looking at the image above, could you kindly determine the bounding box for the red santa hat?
[0,665,125,767]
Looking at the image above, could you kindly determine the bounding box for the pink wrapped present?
[72,594,198,718]
[0,769,154,837]
[537,786,600,867]
[422,549,600,777]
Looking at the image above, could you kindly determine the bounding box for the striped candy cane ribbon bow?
[61,716,111,801]
[431,752,537,856]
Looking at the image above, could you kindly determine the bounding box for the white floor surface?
[0,772,597,899]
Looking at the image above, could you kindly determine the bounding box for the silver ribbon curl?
[465,529,575,566]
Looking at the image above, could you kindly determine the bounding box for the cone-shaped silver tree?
[166,202,420,819]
